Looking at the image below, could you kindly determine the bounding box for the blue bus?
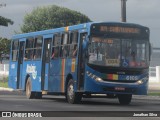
[8,22,151,104]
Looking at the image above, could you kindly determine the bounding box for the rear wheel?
[26,77,35,99]
[35,92,42,99]
[107,94,117,98]
[26,77,42,99]
[118,94,132,105]
[66,79,82,104]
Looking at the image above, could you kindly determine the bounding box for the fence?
[149,66,160,83]
[0,64,159,83]
[0,64,9,76]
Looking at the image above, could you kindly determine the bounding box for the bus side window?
[72,45,78,57]
[12,40,19,61]
[69,32,78,57]
[51,47,59,59]
[33,36,43,60]
[60,33,69,58]
[51,34,61,59]
[25,37,34,60]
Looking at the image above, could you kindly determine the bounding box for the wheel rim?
[68,83,74,100]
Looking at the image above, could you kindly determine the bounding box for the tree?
[0,16,14,26]
[0,37,11,63]
[21,5,91,33]
[0,3,13,26]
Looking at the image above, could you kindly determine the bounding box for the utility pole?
[121,0,127,22]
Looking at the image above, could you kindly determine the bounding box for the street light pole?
[121,0,127,22]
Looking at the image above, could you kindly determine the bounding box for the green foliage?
[0,38,11,59]
[21,5,91,33]
[148,92,160,96]
[0,16,13,26]
[0,76,8,88]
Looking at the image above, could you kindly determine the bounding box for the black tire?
[107,94,117,98]
[35,92,42,99]
[66,79,82,104]
[26,77,35,99]
[118,94,132,105]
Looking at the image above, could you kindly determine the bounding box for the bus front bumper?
[84,76,148,95]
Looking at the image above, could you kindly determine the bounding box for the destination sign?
[100,26,140,34]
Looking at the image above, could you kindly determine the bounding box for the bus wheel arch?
[65,74,73,95]
[25,74,30,91]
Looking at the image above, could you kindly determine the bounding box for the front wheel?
[118,94,132,105]
[66,79,82,104]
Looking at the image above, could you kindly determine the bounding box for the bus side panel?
[8,62,18,89]
[22,61,42,92]
[21,63,27,90]
[65,58,78,91]
[49,58,78,93]
[44,63,49,90]
[49,59,61,92]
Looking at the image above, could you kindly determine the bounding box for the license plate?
[115,87,125,91]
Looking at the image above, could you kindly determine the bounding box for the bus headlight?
[137,80,143,84]
[136,77,148,85]
[95,77,103,82]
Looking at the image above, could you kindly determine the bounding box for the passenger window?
[69,32,78,57]
[12,40,19,61]
[60,33,69,58]
[51,34,61,59]
[25,37,34,60]
[33,36,43,60]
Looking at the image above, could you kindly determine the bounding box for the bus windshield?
[88,37,149,68]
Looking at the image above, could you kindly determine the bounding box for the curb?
[0,87,14,92]
[133,95,160,101]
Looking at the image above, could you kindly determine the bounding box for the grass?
[148,92,160,96]
[0,76,8,88]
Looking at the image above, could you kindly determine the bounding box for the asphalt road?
[0,91,160,120]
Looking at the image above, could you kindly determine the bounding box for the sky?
[0,0,160,47]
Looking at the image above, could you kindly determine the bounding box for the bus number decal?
[126,76,138,80]
[106,59,120,66]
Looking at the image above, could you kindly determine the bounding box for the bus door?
[17,40,25,89]
[77,32,88,90]
[41,35,52,90]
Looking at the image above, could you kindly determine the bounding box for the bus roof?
[12,22,148,40]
